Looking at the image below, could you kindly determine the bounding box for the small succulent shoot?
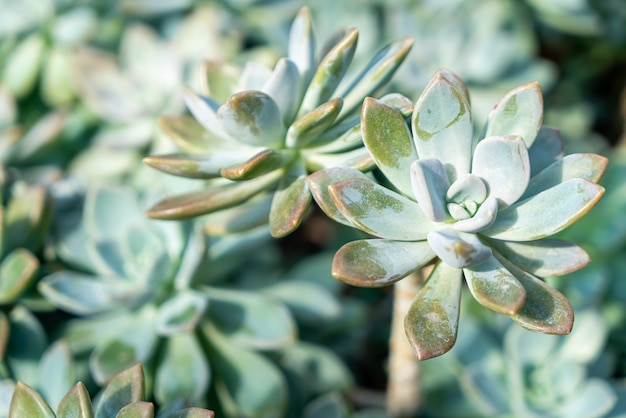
[8,363,215,418]
[143,6,413,237]
[308,69,607,360]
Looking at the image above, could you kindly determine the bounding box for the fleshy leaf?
[0,248,39,304]
[204,287,296,349]
[522,153,608,199]
[485,179,605,241]
[94,364,144,418]
[472,135,530,208]
[555,380,617,418]
[527,126,564,176]
[411,72,472,181]
[116,402,153,418]
[306,167,370,226]
[37,341,74,410]
[199,61,240,104]
[299,29,358,115]
[182,88,232,141]
[336,37,414,120]
[167,408,216,418]
[463,255,526,315]
[262,58,300,125]
[6,306,48,385]
[410,158,451,222]
[145,170,282,220]
[487,239,590,277]
[203,325,287,418]
[332,239,435,287]
[427,229,492,268]
[269,160,311,238]
[220,149,295,180]
[446,173,487,204]
[143,152,251,179]
[329,178,434,240]
[155,291,208,335]
[405,261,463,360]
[8,382,54,418]
[56,382,93,418]
[498,256,574,334]
[303,146,374,172]
[483,82,543,148]
[361,97,417,196]
[158,116,226,153]
[218,90,286,148]
[154,332,210,406]
[286,98,342,148]
[203,194,272,235]
[288,6,315,91]
[453,195,498,233]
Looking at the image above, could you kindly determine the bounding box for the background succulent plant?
[143,6,413,237]
[309,69,606,359]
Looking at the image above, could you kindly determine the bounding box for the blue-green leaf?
[94,364,144,418]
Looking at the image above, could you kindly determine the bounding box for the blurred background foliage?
[1,0,626,416]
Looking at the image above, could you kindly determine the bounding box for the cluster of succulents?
[1,0,626,417]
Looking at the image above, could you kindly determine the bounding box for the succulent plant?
[143,6,413,237]
[308,69,607,359]
[8,363,215,418]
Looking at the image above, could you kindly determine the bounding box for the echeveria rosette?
[143,6,413,237]
[308,70,607,360]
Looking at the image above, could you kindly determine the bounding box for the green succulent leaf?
[361,97,417,196]
[166,408,215,418]
[411,71,472,182]
[303,146,374,172]
[84,185,143,239]
[411,158,451,222]
[203,194,272,235]
[286,98,343,148]
[463,255,526,315]
[405,261,462,360]
[217,91,285,148]
[329,178,434,240]
[204,325,287,418]
[6,306,47,384]
[38,341,74,410]
[143,153,251,179]
[220,149,294,181]
[4,185,47,253]
[154,332,210,406]
[499,257,574,334]
[332,239,435,287]
[155,291,208,335]
[116,402,154,418]
[288,6,315,92]
[182,88,231,141]
[522,153,608,199]
[269,160,311,238]
[427,229,492,268]
[487,239,590,277]
[56,382,93,418]
[485,179,605,241]
[145,170,282,220]
[0,248,39,304]
[472,135,530,208]
[204,286,296,349]
[336,37,413,120]
[94,364,144,418]
[306,167,370,226]
[8,382,54,418]
[41,47,75,106]
[158,116,224,153]
[527,126,564,176]
[555,380,617,418]
[199,61,241,104]
[38,272,148,315]
[262,58,300,125]
[2,34,45,98]
[483,82,543,148]
[299,28,358,115]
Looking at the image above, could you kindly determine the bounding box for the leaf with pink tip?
[405,261,463,360]
[411,72,473,182]
[497,255,574,334]
[329,178,434,240]
[269,161,312,238]
[332,239,435,287]
[286,98,343,148]
[522,153,608,199]
[472,135,530,208]
[463,255,526,315]
[484,178,605,241]
[486,239,590,277]
[362,97,417,196]
[220,149,295,180]
[143,152,251,179]
[483,82,543,148]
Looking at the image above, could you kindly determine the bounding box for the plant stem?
[386,266,432,417]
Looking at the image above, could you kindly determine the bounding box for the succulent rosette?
[308,69,607,359]
[143,7,413,237]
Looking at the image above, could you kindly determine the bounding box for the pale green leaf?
[411,71,473,182]
[262,58,300,125]
[410,158,450,222]
[0,248,39,304]
[332,239,435,287]
[361,97,417,196]
[483,82,543,148]
[8,382,54,418]
[155,291,208,335]
[527,126,563,176]
[405,261,463,360]
[2,34,45,98]
[165,408,215,418]
[303,146,374,172]
[37,341,74,409]
[329,178,434,240]
[485,179,605,241]
[116,402,153,418]
[94,364,144,418]
[288,6,315,91]
[269,160,311,238]
[143,152,250,179]
[286,98,342,148]
[220,149,295,181]
[182,88,232,141]
[56,382,93,418]
[427,229,492,268]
